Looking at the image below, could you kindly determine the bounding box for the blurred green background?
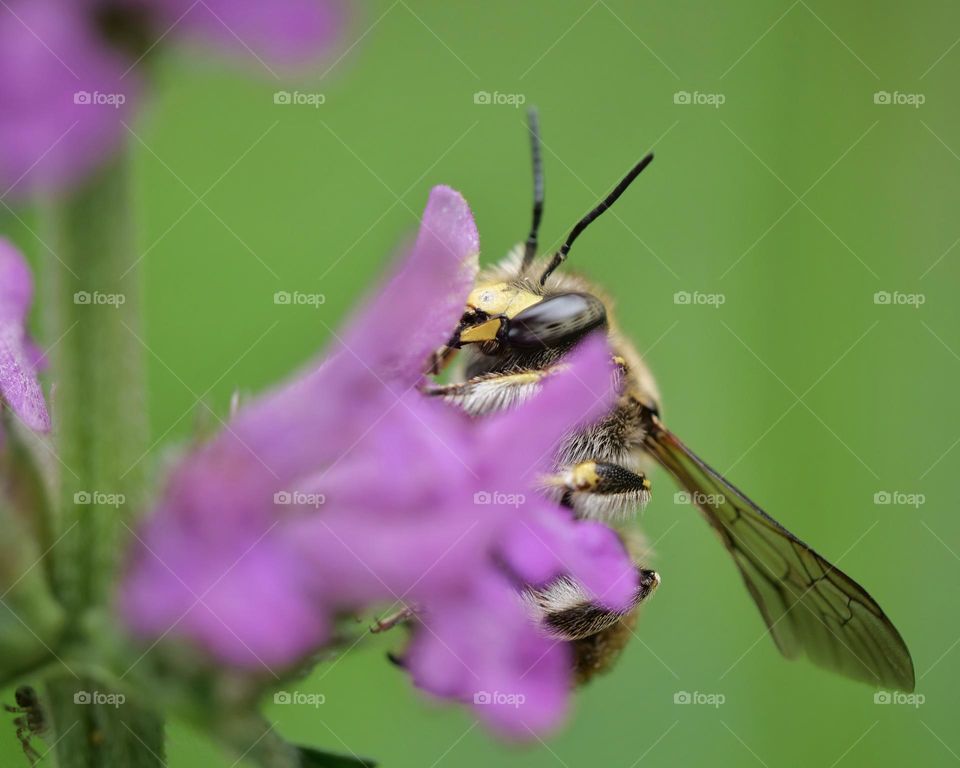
[4,0,960,765]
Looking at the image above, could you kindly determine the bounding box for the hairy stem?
[40,152,164,768]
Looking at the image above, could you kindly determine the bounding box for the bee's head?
[450,280,607,352]
[447,108,652,355]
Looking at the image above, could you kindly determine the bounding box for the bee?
[4,685,48,766]
[426,109,915,690]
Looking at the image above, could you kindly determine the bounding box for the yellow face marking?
[466,282,542,318]
[458,317,502,343]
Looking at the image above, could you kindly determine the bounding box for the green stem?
[42,153,147,615]
[40,152,164,767]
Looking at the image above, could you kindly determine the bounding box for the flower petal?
[0,239,49,432]
[337,184,480,388]
[0,0,138,199]
[191,184,478,491]
[122,518,327,668]
[121,186,481,658]
[120,184,622,739]
[163,0,348,72]
[501,505,638,611]
[406,574,571,737]
[481,332,616,486]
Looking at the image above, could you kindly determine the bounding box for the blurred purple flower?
[160,0,347,72]
[121,185,638,736]
[0,0,137,200]
[0,239,49,433]
[0,0,346,198]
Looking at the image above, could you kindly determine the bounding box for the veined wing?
[644,417,915,691]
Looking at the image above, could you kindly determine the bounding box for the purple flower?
[0,239,49,433]
[121,185,638,736]
[159,0,348,72]
[0,0,137,199]
[0,0,345,198]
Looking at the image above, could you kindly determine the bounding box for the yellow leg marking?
[566,461,600,491]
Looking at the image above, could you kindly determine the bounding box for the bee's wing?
[644,419,915,692]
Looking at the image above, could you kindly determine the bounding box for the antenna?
[539,152,654,285]
[522,107,544,269]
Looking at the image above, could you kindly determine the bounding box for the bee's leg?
[426,345,459,377]
[552,460,652,520]
[370,605,416,634]
[424,368,551,416]
[526,568,660,642]
[524,529,658,684]
[427,351,629,417]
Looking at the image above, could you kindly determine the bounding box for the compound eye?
[505,292,607,349]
